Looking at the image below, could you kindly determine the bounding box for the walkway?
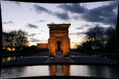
[1,52,118,67]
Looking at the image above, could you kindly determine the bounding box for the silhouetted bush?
[105,36,117,53]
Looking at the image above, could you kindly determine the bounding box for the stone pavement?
[1,54,118,67]
[45,57,74,64]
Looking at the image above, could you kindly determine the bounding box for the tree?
[86,25,104,41]
[85,25,104,50]
[105,27,117,53]
[81,41,92,50]
[2,32,11,50]
[15,30,29,51]
[9,31,17,51]
[105,27,116,39]
[2,30,29,51]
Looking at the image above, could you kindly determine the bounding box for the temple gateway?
[47,24,71,57]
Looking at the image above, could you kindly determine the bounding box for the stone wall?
[37,43,48,49]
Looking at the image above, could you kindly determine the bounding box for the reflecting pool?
[1,65,118,79]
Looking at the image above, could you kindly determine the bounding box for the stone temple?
[47,24,70,57]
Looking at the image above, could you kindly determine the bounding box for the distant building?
[37,43,48,49]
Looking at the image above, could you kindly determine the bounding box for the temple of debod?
[37,24,71,57]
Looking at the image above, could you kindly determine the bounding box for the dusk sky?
[1,0,118,48]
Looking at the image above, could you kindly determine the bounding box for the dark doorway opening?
[57,41,62,56]
[57,42,61,51]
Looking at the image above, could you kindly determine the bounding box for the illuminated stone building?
[37,43,48,49]
[47,24,70,57]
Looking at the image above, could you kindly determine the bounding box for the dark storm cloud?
[82,2,118,25]
[72,15,80,20]
[33,5,70,20]
[3,21,14,24]
[34,4,52,13]
[58,2,117,25]
[58,3,87,14]
[29,33,37,37]
[30,38,41,42]
[54,12,70,20]
[27,23,38,28]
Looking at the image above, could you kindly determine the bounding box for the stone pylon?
[48,24,70,57]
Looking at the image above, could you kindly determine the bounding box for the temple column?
[48,37,57,57]
[62,38,70,57]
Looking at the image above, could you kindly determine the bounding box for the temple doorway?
[57,41,61,51]
[57,41,62,56]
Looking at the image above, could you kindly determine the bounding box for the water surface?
[1,65,118,79]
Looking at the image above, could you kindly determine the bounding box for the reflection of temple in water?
[49,65,70,76]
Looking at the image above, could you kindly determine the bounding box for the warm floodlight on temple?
[47,24,71,57]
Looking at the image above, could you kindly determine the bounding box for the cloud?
[58,2,117,26]
[29,33,37,37]
[50,22,55,24]
[76,24,90,30]
[30,38,41,42]
[34,4,52,14]
[35,20,47,23]
[27,23,38,28]
[58,3,87,14]
[12,1,21,7]
[72,15,81,20]
[82,2,118,25]
[69,33,77,35]
[33,5,70,20]
[38,20,47,22]
[76,27,83,30]
[40,30,45,33]
[3,21,14,24]
[53,12,70,20]
[69,32,86,36]
[76,32,86,35]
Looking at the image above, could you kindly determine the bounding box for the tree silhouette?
[105,27,117,53]
[85,25,104,50]
[105,27,116,39]
[2,30,29,51]
[81,41,92,50]
[15,30,29,51]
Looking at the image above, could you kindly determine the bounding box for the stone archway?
[47,24,70,57]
